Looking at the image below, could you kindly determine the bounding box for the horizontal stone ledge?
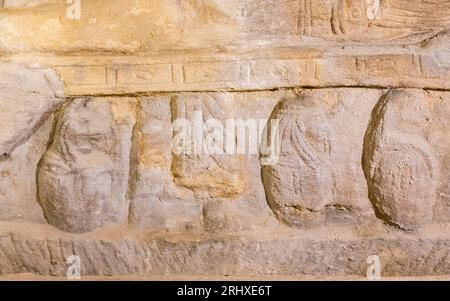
[4,50,448,95]
[0,221,449,277]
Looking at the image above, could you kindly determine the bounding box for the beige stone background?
[0,0,450,280]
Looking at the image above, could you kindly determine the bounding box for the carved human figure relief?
[171,93,246,199]
[261,94,335,227]
[37,98,135,233]
[363,89,439,231]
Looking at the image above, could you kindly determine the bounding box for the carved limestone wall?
[1,0,450,278]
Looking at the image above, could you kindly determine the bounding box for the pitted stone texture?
[171,93,247,199]
[262,89,380,228]
[0,63,64,158]
[37,98,136,233]
[363,89,450,231]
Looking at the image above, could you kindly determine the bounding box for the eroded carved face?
[37,98,129,233]
[58,101,116,160]
[277,101,332,165]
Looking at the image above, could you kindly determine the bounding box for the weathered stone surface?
[0,63,64,157]
[171,93,247,199]
[38,36,449,95]
[37,98,135,233]
[2,0,450,280]
[262,89,379,228]
[127,96,203,232]
[420,30,450,76]
[1,0,449,53]
[294,0,450,43]
[0,116,53,223]
[0,62,64,225]
[127,97,172,204]
[0,0,238,53]
[364,89,450,231]
[1,0,63,8]
[203,199,279,233]
[0,221,450,277]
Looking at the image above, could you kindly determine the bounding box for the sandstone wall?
[0,0,450,278]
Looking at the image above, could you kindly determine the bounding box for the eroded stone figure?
[171,93,246,199]
[37,98,135,233]
[363,89,439,231]
[261,90,382,228]
[262,94,335,227]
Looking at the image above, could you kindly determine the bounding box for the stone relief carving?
[262,94,334,227]
[296,0,450,43]
[37,98,135,233]
[363,89,439,231]
[261,90,378,228]
[170,93,247,199]
[2,0,450,278]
